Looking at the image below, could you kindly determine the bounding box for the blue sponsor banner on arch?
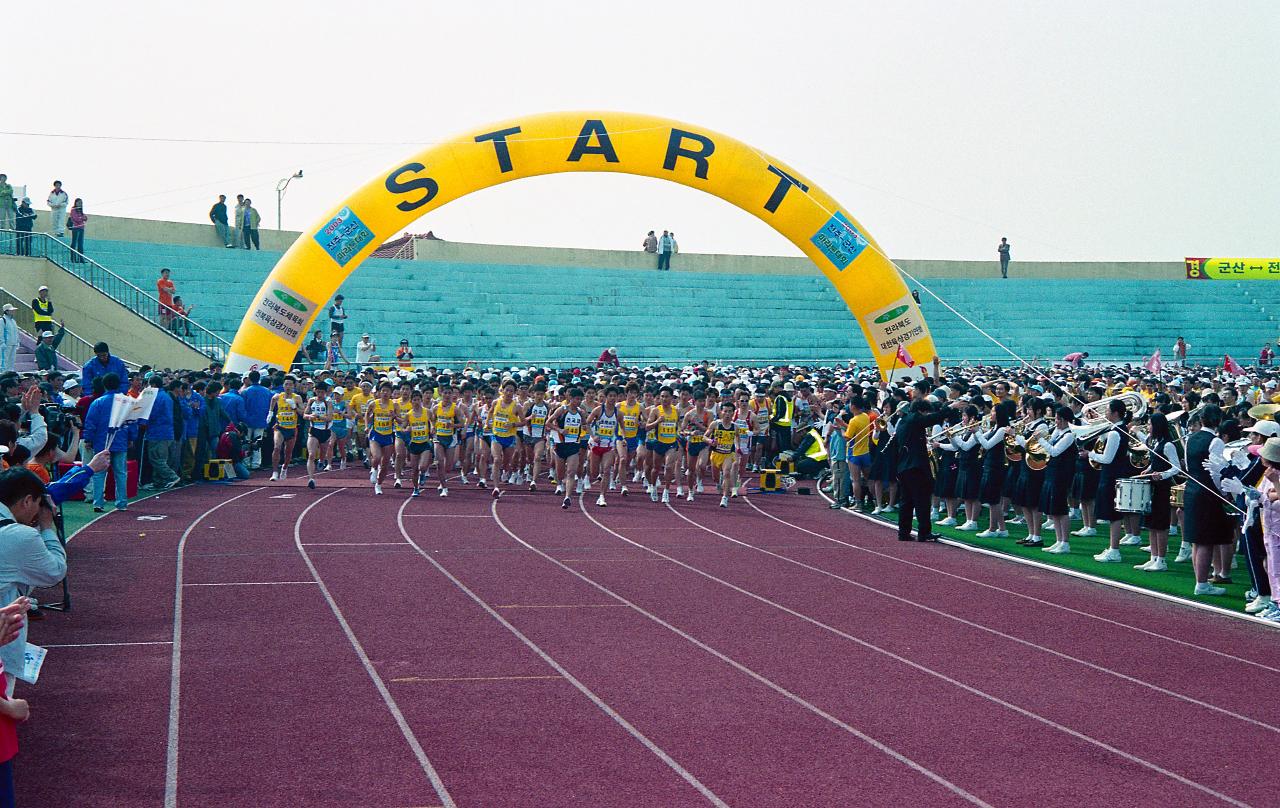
[810,211,869,271]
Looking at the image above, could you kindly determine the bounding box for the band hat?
[1262,437,1280,465]
[1246,421,1280,437]
[63,378,81,391]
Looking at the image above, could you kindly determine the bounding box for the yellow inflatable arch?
[226,111,936,379]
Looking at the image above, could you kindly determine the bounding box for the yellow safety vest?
[804,428,828,463]
[774,396,793,427]
[32,298,53,326]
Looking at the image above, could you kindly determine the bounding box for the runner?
[585,385,621,507]
[548,386,587,510]
[348,380,373,466]
[268,375,303,481]
[366,381,396,496]
[616,383,643,497]
[749,387,771,472]
[433,385,462,497]
[456,383,476,484]
[681,389,712,502]
[646,386,681,503]
[303,381,334,490]
[733,387,754,495]
[488,380,520,500]
[707,401,743,508]
[405,388,434,497]
[329,387,350,470]
[392,382,414,488]
[522,382,550,491]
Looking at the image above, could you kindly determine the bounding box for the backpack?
[216,423,239,461]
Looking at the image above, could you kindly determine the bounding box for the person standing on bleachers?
[328,295,348,343]
[29,286,53,334]
[241,198,261,250]
[0,306,18,374]
[156,267,176,328]
[642,231,657,253]
[232,194,246,249]
[46,181,69,238]
[997,237,1011,278]
[657,230,674,271]
[0,175,14,247]
[209,194,233,248]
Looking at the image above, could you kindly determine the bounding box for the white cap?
[38,285,49,292]
[333,386,346,395]
[1,304,15,312]
[1246,421,1280,437]
[63,378,81,391]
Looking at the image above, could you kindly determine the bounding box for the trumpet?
[1070,391,1148,443]
[934,420,977,442]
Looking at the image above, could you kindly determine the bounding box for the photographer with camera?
[0,387,48,465]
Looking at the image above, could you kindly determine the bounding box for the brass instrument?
[1170,483,1186,509]
[1069,391,1148,443]
[1249,403,1280,421]
[1088,433,1108,471]
[1025,429,1050,471]
[1128,438,1151,470]
[1004,419,1026,463]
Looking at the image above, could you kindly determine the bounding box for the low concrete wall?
[26,209,302,252]
[0,255,210,369]
[23,210,1183,279]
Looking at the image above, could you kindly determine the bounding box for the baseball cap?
[62,378,81,391]
[37,285,48,292]
[1246,421,1280,437]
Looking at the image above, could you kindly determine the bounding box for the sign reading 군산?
[1186,257,1280,280]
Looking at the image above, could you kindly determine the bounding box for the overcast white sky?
[5,0,1277,261]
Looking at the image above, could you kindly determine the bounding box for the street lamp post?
[276,169,303,231]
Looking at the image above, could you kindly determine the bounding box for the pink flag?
[1225,354,1245,375]
[1144,349,1162,374]
[895,343,916,368]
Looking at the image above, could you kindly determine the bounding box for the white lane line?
[749,496,1280,673]
[301,542,408,546]
[395,498,731,808]
[497,499,992,808]
[297,491,456,808]
[184,581,318,587]
[164,486,266,808]
[47,640,173,649]
[403,514,493,518]
[667,504,1280,736]
[578,500,1248,807]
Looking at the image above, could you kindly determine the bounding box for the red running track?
[22,469,1280,807]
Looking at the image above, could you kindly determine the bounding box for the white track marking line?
[499,498,994,807]
[402,514,493,518]
[183,581,318,587]
[748,496,1280,673]
[164,486,265,808]
[391,675,563,684]
[301,542,409,546]
[577,500,1248,807]
[666,504,1280,735]
[296,491,456,808]
[394,497,730,808]
[47,640,173,649]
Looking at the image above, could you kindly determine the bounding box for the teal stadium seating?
[84,238,1280,368]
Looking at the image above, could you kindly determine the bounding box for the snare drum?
[1115,477,1153,514]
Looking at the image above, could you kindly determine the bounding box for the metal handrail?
[0,229,230,360]
[0,286,140,370]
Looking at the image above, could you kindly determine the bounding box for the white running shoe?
[620,485,629,497]
[686,491,694,502]
[958,520,980,531]
[1193,582,1226,596]
[478,477,487,488]
[1041,518,1054,529]
[280,467,288,480]
[995,530,1008,538]
[555,484,565,495]
[596,494,607,508]
[412,487,420,498]
[661,490,670,504]
[696,481,704,494]
[492,487,502,500]
[1044,542,1071,554]
[374,483,383,496]
[1146,558,1167,571]
[676,485,685,497]
[1093,548,1122,562]
[731,485,740,498]
[459,473,469,485]
[1068,507,1081,519]
[580,478,589,493]
[937,517,958,526]
[871,507,883,515]
[609,479,618,491]
[394,478,403,489]
[1246,596,1274,614]
[1071,526,1098,537]
[1119,534,1143,546]
[1007,516,1025,526]
[562,496,571,510]
[650,488,659,503]
[976,529,999,538]
[369,469,376,483]
[1169,525,1178,536]
[1135,558,1156,570]
[720,495,729,508]
[632,470,642,482]
[439,486,448,497]
[270,471,279,482]
[1174,544,1192,562]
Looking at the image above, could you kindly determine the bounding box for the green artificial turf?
[859,505,1254,613]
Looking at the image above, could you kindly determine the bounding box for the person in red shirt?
[156,268,176,328]
[596,347,620,369]
[0,597,33,808]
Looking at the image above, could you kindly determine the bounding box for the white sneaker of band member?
[1193,582,1226,596]
[1093,548,1122,562]
[1044,541,1071,554]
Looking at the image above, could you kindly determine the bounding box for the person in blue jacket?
[80,342,128,391]
[81,372,138,512]
[218,376,247,431]
[240,370,272,470]
[141,375,180,490]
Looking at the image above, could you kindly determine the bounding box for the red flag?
[1225,354,1245,375]
[895,343,916,368]
[1144,349,1162,374]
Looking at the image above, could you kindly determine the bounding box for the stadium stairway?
[84,237,1280,368]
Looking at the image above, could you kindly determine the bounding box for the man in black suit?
[894,370,948,542]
